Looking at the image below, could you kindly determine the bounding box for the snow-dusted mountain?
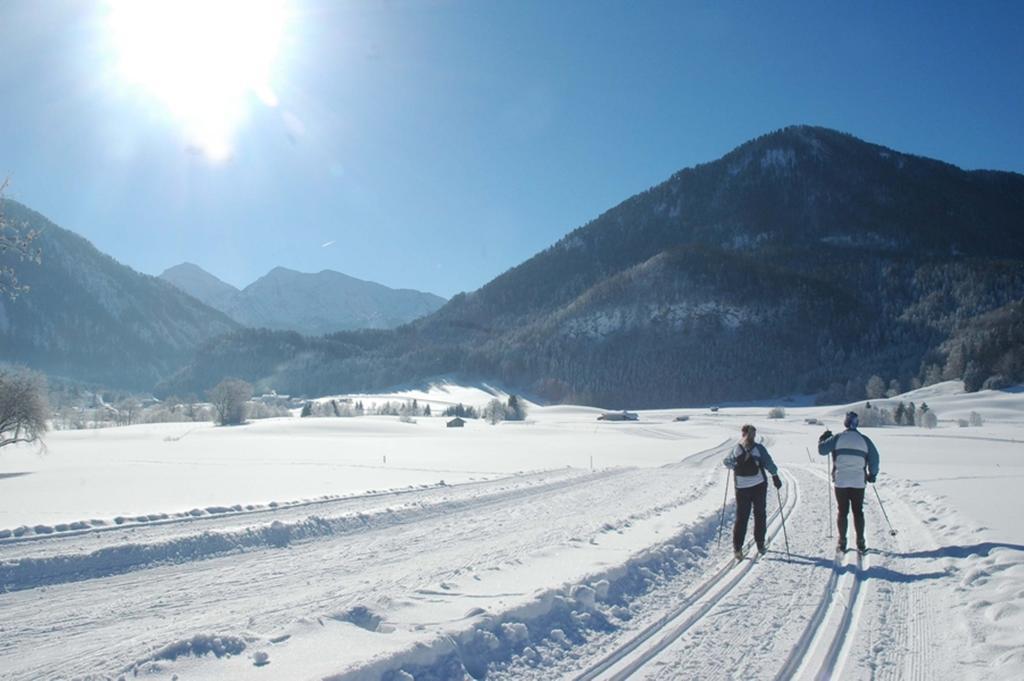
[160,264,446,336]
[0,201,240,389]
[165,126,1024,405]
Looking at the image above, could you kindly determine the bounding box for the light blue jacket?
[818,428,880,488]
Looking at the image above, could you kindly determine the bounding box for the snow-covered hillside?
[0,382,1021,680]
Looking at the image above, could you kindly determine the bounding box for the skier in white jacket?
[818,412,881,553]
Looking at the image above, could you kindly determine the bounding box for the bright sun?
[105,0,288,161]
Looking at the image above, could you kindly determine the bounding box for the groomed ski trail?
[572,470,799,680]
[773,466,872,681]
[558,464,880,681]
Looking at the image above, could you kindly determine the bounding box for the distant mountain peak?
[266,265,300,275]
[161,263,446,336]
[164,261,206,273]
[160,261,234,282]
[159,262,240,312]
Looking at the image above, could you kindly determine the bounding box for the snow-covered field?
[0,381,1021,680]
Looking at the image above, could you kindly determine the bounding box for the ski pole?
[717,468,732,548]
[825,453,833,538]
[871,483,898,536]
[776,482,791,560]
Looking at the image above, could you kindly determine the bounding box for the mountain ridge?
[159,263,447,336]
[0,201,241,389]
[161,125,1024,405]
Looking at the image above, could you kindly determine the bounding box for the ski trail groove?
[774,467,871,681]
[572,471,799,681]
[771,551,845,681]
[813,550,869,681]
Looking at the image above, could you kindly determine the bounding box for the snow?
[760,147,796,170]
[561,302,758,338]
[312,382,518,415]
[1,382,1022,680]
[820,232,901,251]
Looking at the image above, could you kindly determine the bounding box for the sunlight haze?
[103,0,291,161]
[2,1,1021,296]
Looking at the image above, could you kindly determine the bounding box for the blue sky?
[1,1,1022,297]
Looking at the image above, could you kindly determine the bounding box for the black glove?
[772,474,782,489]
[866,473,876,483]
[818,429,833,443]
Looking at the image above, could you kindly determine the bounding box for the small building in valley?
[597,411,639,421]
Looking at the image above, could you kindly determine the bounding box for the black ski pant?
[733,481,767,552]
[835,487,866,545]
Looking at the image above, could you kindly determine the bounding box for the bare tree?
[921,409,938,429]
[208,378,252,426]
[885,379,902,398]
[865,375,886,400]
[0,178,43,299]
[116,399,140,426]
[0,367,49,449]
[482,398,506,425]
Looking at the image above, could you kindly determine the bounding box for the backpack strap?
[756,444,767,483]
[742,443,768,484]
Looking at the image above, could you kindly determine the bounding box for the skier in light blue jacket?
[723,424,782,560]
[818,411,880,553]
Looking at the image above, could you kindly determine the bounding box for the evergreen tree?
[507,394,526,420]
[962,361,986,392]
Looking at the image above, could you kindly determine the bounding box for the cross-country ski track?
[1,386,1022,680]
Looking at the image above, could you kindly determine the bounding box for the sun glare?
[105,0,288,161]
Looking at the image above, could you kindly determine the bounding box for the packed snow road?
[0,440,727,680]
